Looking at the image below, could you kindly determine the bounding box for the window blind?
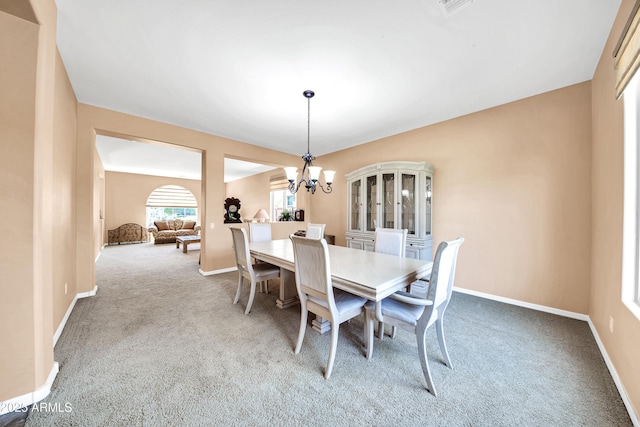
[614,0,640,99]
[270,174,290,191]
[146,185,197,207]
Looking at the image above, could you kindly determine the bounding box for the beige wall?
[1,0,637,419]
[105,171,201,239]
[0,8,40,401]
[0,0,57,402]
[591,0,640,415]
[52,49,78,332]
[75,105,301,281]
[308,82,593,314]
[225,168,311,224]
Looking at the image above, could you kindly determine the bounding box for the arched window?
[145,185,198,226]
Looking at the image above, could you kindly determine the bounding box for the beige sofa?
[149,219,200,244]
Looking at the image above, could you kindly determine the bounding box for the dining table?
[249,238,433,333]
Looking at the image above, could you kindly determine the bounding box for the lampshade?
[308,166,322,181]
[284,167,298,182]
[323,170,336,184]
[253,208,270,222]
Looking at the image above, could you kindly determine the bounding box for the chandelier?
[284,90,336,194]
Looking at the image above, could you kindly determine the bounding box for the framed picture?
[287,195,295,207]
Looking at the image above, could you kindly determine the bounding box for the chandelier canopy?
[284,90,335,194]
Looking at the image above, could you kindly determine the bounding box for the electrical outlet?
[609,316,614,333]
[64,283,68,295]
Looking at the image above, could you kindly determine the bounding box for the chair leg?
[390,326,398,339]
[233,274,243,305]
[325,322,339,379]
[294,306,308,354]
[244,279,257,315]
[436,317,452,368]
[365,310,375,359]
[417,325,437,396]
[377,322,385,340]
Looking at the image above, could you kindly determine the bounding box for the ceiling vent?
[438,0,475,17]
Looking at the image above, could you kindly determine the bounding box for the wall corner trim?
[199,266,237,276]
[77,285,98,299]
[0,362,59,415]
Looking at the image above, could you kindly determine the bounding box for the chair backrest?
[427,237,464,310]
[249,222,272,243]
[306,223,326,240]
[229,227,252,271]
[290,235,335,308]
[374,228,408,257]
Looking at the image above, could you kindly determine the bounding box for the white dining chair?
[249,222,274,293]
[249,222,272,242]
[374,227,407,257]
[230,227,280,315]
[364,237,464,396]
[373,227,408,339]
[306,223,326,239]
[290,235,367,379]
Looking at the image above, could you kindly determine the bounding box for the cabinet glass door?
[350,178,362,231]
[424,176,432,236]
[425,175,432,236]
[400,173,416,235]
[382,173,395,229]
[365,174,377,232]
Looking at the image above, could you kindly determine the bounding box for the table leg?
[183,242,189,253]
[312,316,331,334]
[276,269,299,309]
[176,240,180,249]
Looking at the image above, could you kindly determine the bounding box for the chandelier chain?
[307,95,311,154]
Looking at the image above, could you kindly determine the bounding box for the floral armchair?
[108,223,149,245]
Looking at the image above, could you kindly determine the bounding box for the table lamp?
[253,208,270,223]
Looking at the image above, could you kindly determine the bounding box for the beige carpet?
[23,242,632,426]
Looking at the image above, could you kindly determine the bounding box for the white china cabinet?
[345,161,434,260]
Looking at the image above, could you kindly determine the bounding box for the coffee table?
[176,235,201,253]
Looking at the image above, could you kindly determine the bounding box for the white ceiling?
[95,135,276,182]
[57,0,621,179]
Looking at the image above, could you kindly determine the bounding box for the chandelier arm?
[317,182,333,194]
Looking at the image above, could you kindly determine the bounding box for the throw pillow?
[154,220,169,231]
[182,220,196,230]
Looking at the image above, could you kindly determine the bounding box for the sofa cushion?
[155,220,170,231]
[171,219,184,230]
[182,220,196,230]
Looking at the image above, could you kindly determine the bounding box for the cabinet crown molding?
[345,160,434,180]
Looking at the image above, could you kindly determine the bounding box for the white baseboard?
[0,362,59,415]
[453,287,589,321]
[199,266,237,276]
[587,318,640,426]
[77,285,98,299]
[53,298,77,347]
[454,287,638,426]
[53,285,97,347]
